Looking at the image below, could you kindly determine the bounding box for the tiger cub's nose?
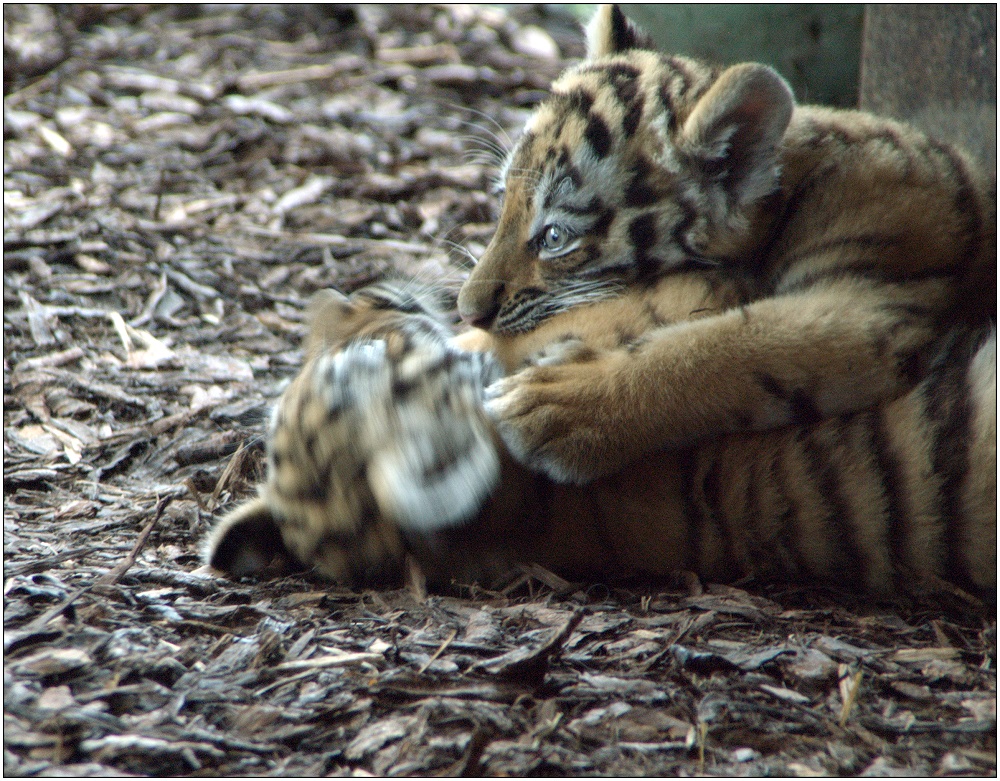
[458,281,504,330]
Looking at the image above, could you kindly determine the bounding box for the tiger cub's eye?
[542,224,567,252]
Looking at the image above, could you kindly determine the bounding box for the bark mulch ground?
[4,5,995,776]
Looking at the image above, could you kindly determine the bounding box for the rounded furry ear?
[203,497,291,577]
[308,288,351,321]
[305,288,353,352]
[679,63,794,207]
[586,4,654,59]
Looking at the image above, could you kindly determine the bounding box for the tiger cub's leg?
[485,278,957,484]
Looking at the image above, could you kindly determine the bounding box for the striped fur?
[458,4,996,484]
[205,279,996,599]
[205,284,502,585]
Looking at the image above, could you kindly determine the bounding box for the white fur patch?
[968,328,997,415]
[324,337,504,533]
[369,416,500,533]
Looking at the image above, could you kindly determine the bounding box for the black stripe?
[788,388,822,425]
[756,373,822,427]
[593,61,642,83]
[867,126,915,179]
[741,444,787,580]
[929,140,985,280]
[584,113,613,158]
[867,408,912,593]
[667,114,679,137]
[608,5,631,52]
[643,299,667,328]
[605,63,641,111]
[740,447,763,578]
[555,146,583,189]
[269,448,284,471]
[670,194,702,258]
[804,122,855,152]
[894,346,927,388]
[798,426,868,588]
[624,335,650,353]
[623,94,644,138]
[748,444,792,580]
[510,132,535,171]
[580,245,602,269]
[531,472,555,538]
[773,234,902,277]
[629,213,661,279]
[756,371,785,400]
[614,325,638,346]
[664,56,694,98]
[767,445,811,580]
[629,212,657,250]
[360,288,427,314]
[700,448,739,575]
[624,157,659,207]
[419,447,463,482]
[304,430,319,461]
[879,300,938,320]
[561,195,604,217]
[587,492,622,572]
[317,524,359,549]
[566,88,594,117]
[590,206,616,238]
[746,160,836,280]
[680,454,704,570]
[301,459,331,503]
[391,374,422,399]
[778,263,958,295]
[921,331,976,588]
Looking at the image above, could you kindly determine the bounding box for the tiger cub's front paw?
[484,344,632,484]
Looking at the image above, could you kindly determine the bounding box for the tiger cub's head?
[458,4,793,334]
[205,280,502,587]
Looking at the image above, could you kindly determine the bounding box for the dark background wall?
[610,4,995,173]
[620,4,864,107]
[860,4,996,175]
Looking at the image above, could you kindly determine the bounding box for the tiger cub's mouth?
[491,278,624,335]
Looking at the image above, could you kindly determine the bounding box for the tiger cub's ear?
[307,288,351,327]
[304,288,353,355]
[678,63,794,209]
[585,4,654,59]
[203,497,297,578]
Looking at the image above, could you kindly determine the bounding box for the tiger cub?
[205,280,996,599]
[458,5,996,484]
[205,283,502,585]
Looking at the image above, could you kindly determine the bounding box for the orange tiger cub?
[205,280,996,600]
[458,5,996,485]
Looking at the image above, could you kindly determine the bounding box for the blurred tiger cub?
[458,5,995,485]
[205,282,503,585]
[205,279,996,599]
